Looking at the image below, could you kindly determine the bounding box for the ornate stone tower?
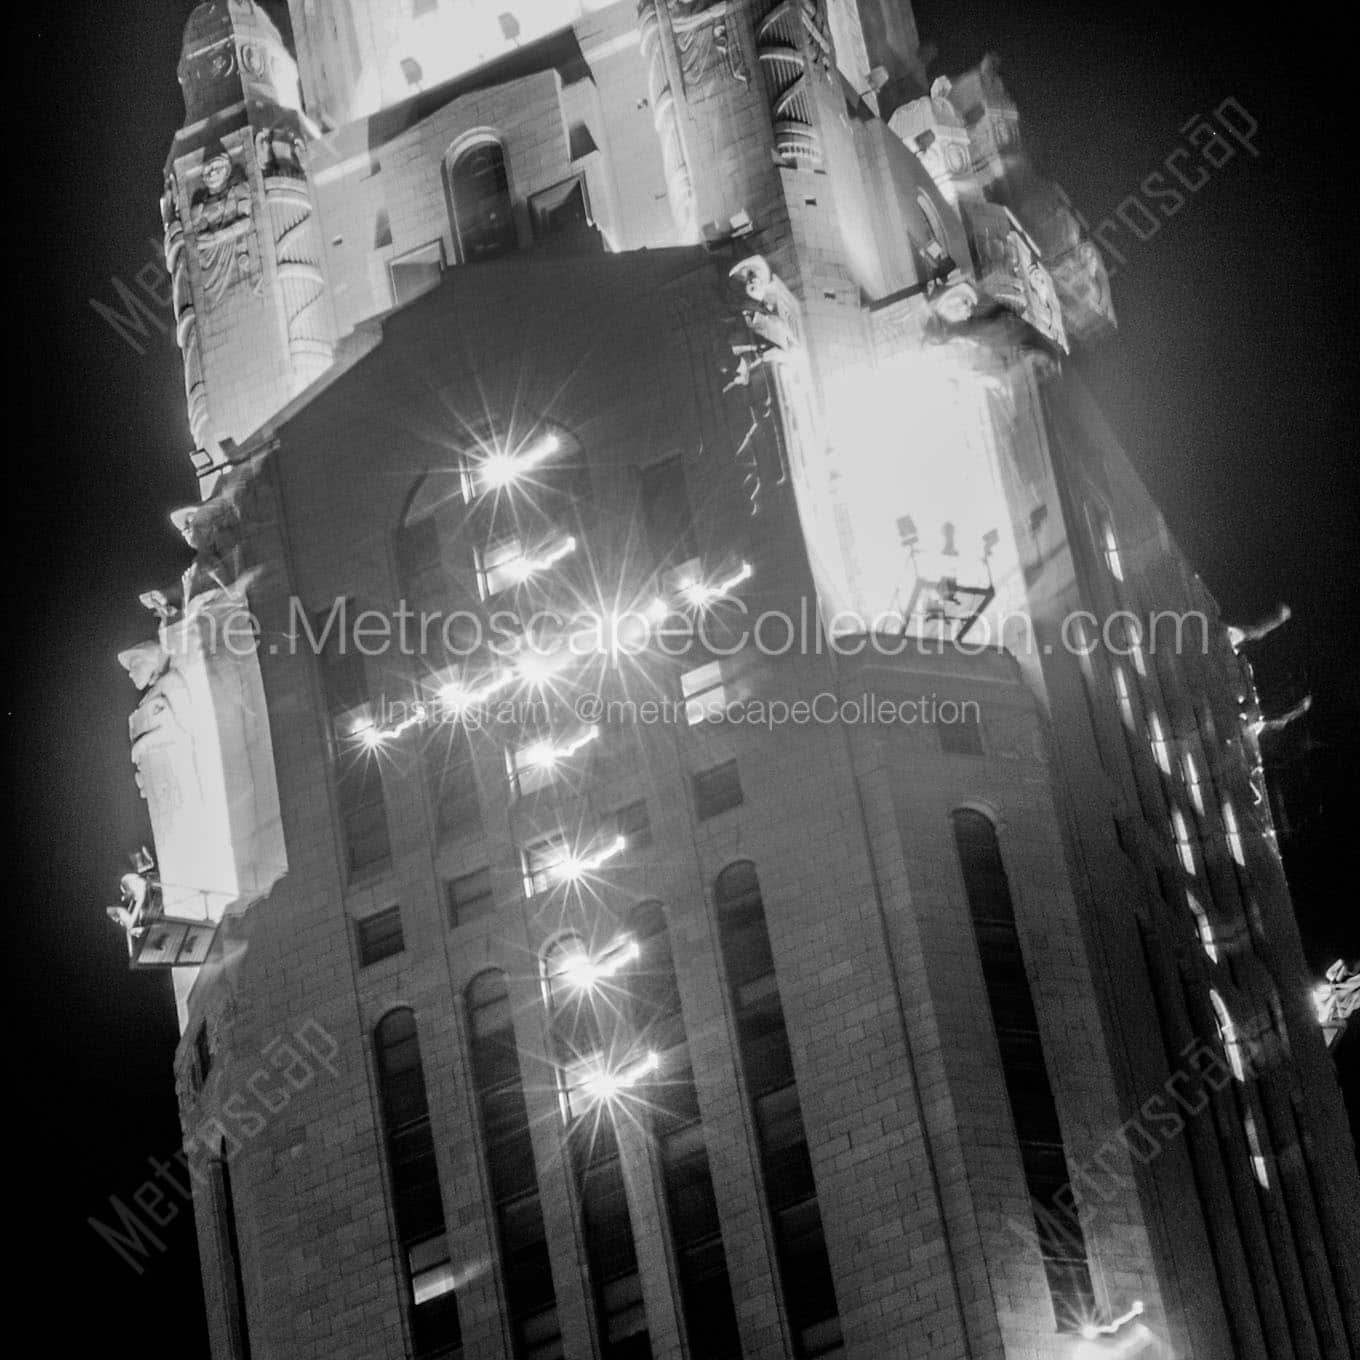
[164,0,335,483]
[111,3,1358,1359]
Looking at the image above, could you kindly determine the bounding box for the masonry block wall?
[122,5,1360,1360]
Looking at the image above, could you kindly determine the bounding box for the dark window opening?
[358,906,405,967]
[374,1010,463,1358]
[449,142,516,262]
[951,810,1094,1331]
[530,177,599,254]
[640,457,697,569]
[694,761,743,821]
[448,868,495,927]
[629,904,742,1358]
[938,706,983,756]
[715,863,840,1356]
[211,1155,252,1360]
[467,973,563,1358]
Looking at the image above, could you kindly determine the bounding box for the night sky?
[12,1,1357,1349]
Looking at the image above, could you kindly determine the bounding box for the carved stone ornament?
[190,150,258,302]
[669,0,749,95]
[729,255,801,355]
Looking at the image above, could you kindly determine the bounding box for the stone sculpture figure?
[670,0,748,94]
[190,151,257,301]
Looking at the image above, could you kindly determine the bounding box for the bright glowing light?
[516,647,570,688]
[553,834,627,883]
[505,535,577,583]
[681,560,754,608]
[559,936,640,991]
[1080,1301,1145,1342]
[581,1050,661,1102]
[476,432,560,492]
[645,596,670,625]
[523,726,599,772]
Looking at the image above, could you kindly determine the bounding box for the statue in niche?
[669,0,748,94]
[119,639,171,691]
[106,847,163,946]
[172,497,243,605]
[729,256,800,355]
[190,151,257,302]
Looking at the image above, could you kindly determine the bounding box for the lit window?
[1181,749,1206,815]
[1242,1106,1271,1188]
[1148,711,1172,774]
[522,834,569,897]
[1185,890,1218,962]
[1171,807,1196,875]
[1097,512,1124,580]
[681,661,728,725]
[1113,666,1136,730]
[507,726,596,797]
[614,799,652,848]
[1123,619,1148,676]
[1222,799,1245,866]
[1209,989,1248,1082]
[476,535,526,599]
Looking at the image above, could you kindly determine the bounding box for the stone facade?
[110,3,1360,1358]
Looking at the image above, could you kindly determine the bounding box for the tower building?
[110,2,1359,1357]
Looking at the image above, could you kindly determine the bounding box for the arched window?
[714,862,841,1357]
[448,141,516,262]
[1180,748,1206,816]
[1112,665,1136,730]
[466,972,562,1358]
[374,1010,462,1357]
[628,903,741,1358]
[540,940,650,1358]
[1185,889,1218,962]
[950,811,1094,1331]
[1148,710,1172,774]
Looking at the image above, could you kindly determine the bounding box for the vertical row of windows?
[466,973,563,1359]
[541,942,652,1360]
[950,811,1094,1331]
[209,1153,252,1360]
[318,617,392,871]
[374,1010,463,1358]
[714,862,841,1357]
[629,904,743,1359]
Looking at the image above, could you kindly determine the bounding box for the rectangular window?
[681,661,728,725]
[340,760,391,871]
[530,176,595,248]
[357,906,405,966]
[938,705,984,755]
[476,535,526,599]
[447,868,495,926]
[640,457,697,568]
[315,606,367,715]
[614,799,652,848]
[389,239,444,307]
[523,834,569,897]
[693,760,743,821]
[507,734,556,797]
[428,725,481,836]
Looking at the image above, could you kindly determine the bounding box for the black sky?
[12,2,1358,1351]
